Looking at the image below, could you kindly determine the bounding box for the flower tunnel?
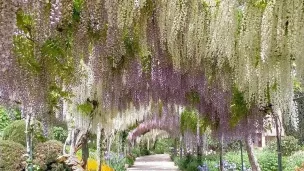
[0,0,303,170]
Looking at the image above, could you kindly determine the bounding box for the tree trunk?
[201,134,207,155]
[196,115,201,159]
[26,114,33,171]
[81,134,89,170]
[97,124,105,171]
[70,128,76,155]
[274,115,283,171]
[108,135,113,155]
[245,133,261,171]
[173,138,177,157]
[41,115,49,137]
[63,128,72,155]
[219,134,224,171]
[153,139,158,149]
[240,140,244,171]
[179,135,183,159]
[117,133,120,154]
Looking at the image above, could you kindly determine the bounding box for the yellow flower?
[77,156,114,171]
[101,163,115,171]
[87,158,98,171]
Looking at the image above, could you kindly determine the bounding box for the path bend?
[127,154,179,171]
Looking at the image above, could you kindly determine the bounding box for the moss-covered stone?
[33,140,63,170]
[0,140,26,171]
[2,120,46,147]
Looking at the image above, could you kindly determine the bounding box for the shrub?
[106,152,126,171]
[267,136,300,156]
[33,140,63,170]
[175,154,219,171]
[0,107,21,136]
[131,147,141,157]
[224,151,250,170]
[126,154,135,166]
[285,151,304,171]
[50,126,68,143]
[176,157,188,170]
[204,160,219,171]
[2,120,46,146]
[0,140,26,171]
[154,144,165,154]
[186,160,200,171]
[139,141,150,156]
[153,138,174,154]
[140,148,150,156]
[296,162,304,171]
[177,154,198,170]
[226,140,242,152]
[208,137,220,151]
[0,108,11,134]
[203,153,219,162]
[257,150,286,171]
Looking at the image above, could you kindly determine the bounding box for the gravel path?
[127,154,180,171]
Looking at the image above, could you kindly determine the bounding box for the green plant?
[257,150,286,171]
[140,148,150,156]
[50,126,68,143]
[2,120,46,146]
[153,138,174,154]
[77,102,94,115]
[125,154,135,166]
[230,86,248,127]
[186,160,200,171]
[174,153,223,171]
[175,154,220,171]
[285,151,304,171]
[181,108,207,134]
[131,147,141,157]
[224,151,250,170]
[0,107,22,136]
[226,140,242,152]
[178,154,197,170]
[106,152,126,171]
[204,160,219,171]
[0,140,26,171]
[0,108,11,135]
[267,136,300,156]
[176,157,188,170]
[139,141,150,156]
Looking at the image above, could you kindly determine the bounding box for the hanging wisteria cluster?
[0,0,301,139]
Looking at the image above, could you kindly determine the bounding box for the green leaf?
[294,79,302,92]
[77,102,93,115]
[185,90,200,106]
[16,8,33,34]
[230,86,248,127]
[253,0,268,10]
[73,0,84,22]
[13,35,41,73]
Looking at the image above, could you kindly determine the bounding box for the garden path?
[127,154,179,171]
